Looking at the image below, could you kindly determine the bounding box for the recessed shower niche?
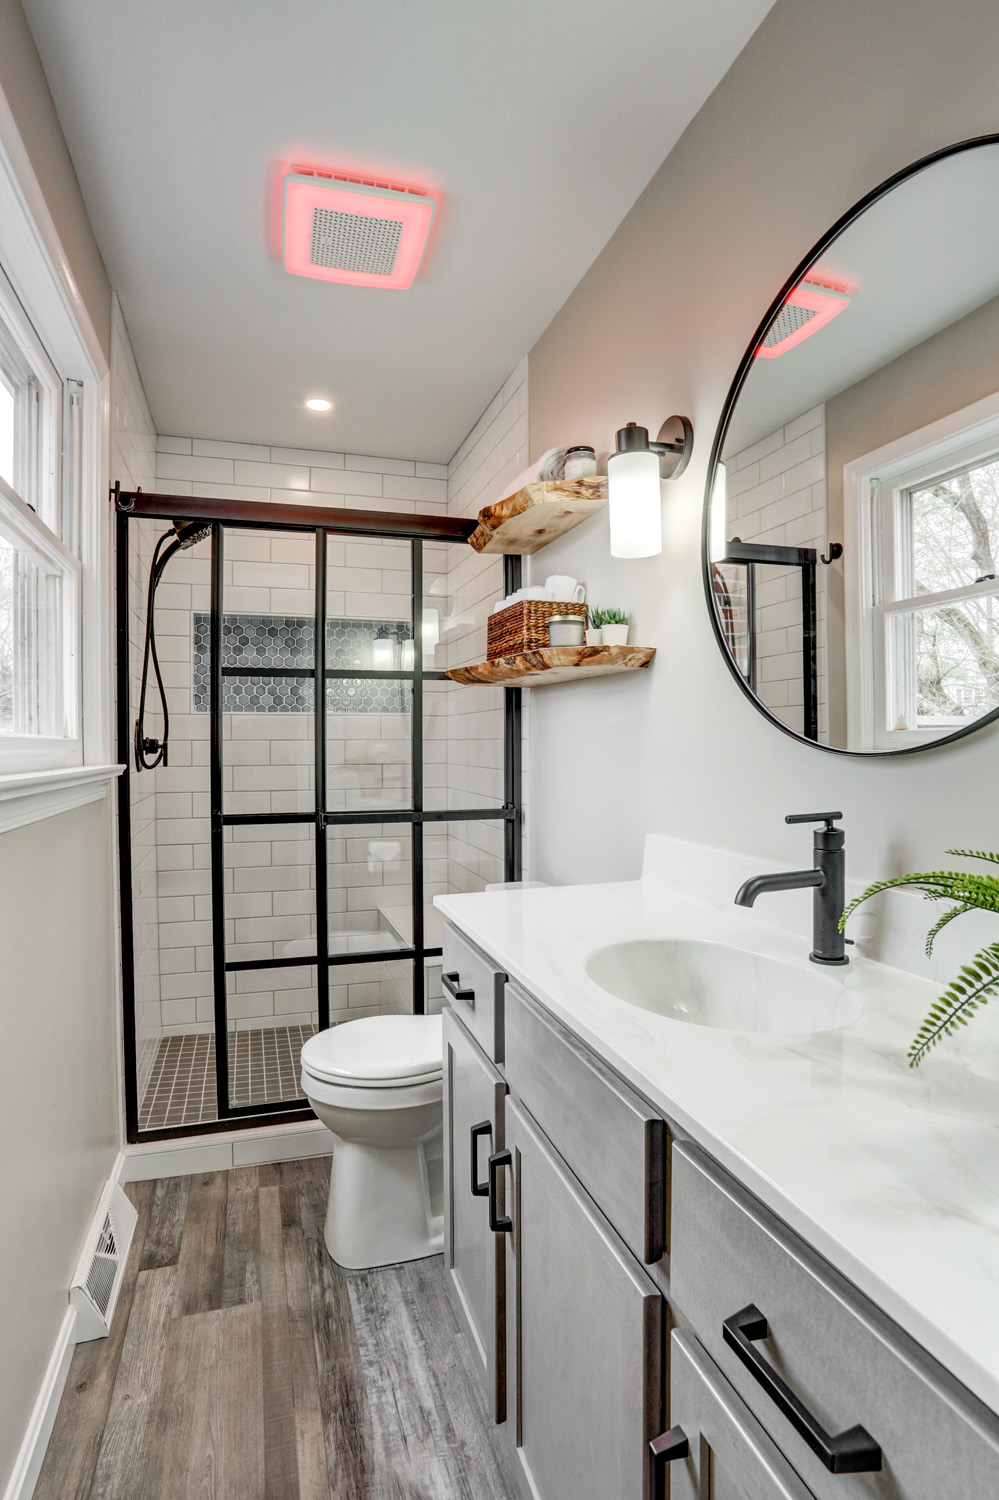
[118,501,521,1140]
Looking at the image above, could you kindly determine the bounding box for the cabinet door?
[504,1097,663,1500]
[667,1330,816,1500]
[443,1006,507,1420]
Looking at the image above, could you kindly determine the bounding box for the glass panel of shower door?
[129,518,215,1133]
[422,538,505,810]
[326,531,413,814]
[213,528,320,1116]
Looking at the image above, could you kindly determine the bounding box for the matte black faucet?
[734,813,849,966]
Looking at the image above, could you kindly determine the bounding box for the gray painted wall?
[527,0,999,894]
[0,2,118,1488]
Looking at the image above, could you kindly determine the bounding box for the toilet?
[300,1014,444,1270]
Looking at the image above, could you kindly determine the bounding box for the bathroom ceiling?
[21,0,776,462]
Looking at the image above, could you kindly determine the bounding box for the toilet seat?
[301,1013,443,1089]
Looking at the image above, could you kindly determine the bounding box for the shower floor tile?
[138,1023,317,1131]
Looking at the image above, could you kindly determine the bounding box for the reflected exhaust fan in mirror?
[755,278,850,358]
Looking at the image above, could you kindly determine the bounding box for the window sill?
[0,763,124,837]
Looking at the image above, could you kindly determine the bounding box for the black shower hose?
[134,529,178,771]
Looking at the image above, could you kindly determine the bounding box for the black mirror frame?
[702,132,999,758]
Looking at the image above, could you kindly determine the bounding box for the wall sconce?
[607,417,693,558]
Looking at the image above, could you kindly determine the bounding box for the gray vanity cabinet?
[669,1329,816,1500]
[501,1096,664,1500]
[442,1006,508,1421]
[671,1141,999,1500]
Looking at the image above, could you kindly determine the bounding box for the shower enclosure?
[115,490,521,1142]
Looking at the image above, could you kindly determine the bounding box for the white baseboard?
[120,1119,334,1182]
[1,1307,77,1500]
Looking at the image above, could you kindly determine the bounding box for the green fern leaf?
[924,904,970,956]
[946,849,999,867]
[908,942,999,1066]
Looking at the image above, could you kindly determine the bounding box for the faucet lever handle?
[786,811,843,829]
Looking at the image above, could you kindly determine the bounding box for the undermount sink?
[584,938,863,1034]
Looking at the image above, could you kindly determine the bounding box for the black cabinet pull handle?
[722,1304,882,1474]
[442,971,475,1006]
[487,1149,512,1233]
[470,1121,491,1197]
[649,1427,689,1500]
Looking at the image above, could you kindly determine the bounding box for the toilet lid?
[301,1014,443,1084]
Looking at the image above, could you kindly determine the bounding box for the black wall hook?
[820,542,843,564]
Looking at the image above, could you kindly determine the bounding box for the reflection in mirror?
[706,138,999,753]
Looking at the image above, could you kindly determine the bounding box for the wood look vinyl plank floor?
[34,1157,521,1500]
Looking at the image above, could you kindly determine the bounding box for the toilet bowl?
[300,1014,444,1270]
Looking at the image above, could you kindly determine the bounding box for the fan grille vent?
[310,207,403,276]
[762,303,817,348]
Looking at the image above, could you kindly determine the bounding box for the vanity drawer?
[503,980,666,1265]
[441,922,507,1062]
[671,1141,999,1500]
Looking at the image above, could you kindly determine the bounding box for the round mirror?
[704,135,999,754]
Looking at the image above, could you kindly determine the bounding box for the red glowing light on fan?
[755,280,850,359]
[283,172,434,290]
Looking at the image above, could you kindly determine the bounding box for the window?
[0,267,81,772]
[846,398,999,748]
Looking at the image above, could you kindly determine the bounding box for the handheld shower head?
[173,519,212,549]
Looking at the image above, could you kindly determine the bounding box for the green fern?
[840,850,999,1066]
[906,943,999,1066]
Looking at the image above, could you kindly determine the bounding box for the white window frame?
[844,390,999,751]
[0,81,120,828]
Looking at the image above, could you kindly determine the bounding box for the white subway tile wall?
[445,357,529,887]
[722,404,828,741]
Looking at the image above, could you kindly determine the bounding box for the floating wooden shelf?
[446,645,655,687]
[468,477,607,554]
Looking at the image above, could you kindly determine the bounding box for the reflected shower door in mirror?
[704,135,999,754]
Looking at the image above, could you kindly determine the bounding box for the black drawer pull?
[442,970,475,1006]
[487,1149,513,1233]
[470,1121,491,1197]
[723,1304,882,1474]
[649,1427,689,1499]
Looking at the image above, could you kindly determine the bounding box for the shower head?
[173,519,212,549]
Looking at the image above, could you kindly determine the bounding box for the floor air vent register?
[69,1181,138,1341]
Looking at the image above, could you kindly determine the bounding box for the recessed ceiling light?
[305,397,332,412]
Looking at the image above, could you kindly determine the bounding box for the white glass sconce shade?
[608,447,663,558]
[421,607,440,663]
[709,461,728,562]
[372,632,397,670]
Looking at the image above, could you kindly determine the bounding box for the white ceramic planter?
[602,623,629,646]
[585,627,603,646]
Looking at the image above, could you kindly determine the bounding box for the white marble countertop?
[435,843,999,1417]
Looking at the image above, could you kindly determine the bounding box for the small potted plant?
[585,606,604,646]
[600,608,630,647]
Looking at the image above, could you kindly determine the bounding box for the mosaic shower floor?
[138,1024,317,1131]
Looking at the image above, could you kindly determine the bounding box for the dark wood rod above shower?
[112,486,479,543]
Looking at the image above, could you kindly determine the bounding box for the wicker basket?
[487,599,588,659]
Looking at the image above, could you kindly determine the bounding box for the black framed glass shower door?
[116,493,521,1141]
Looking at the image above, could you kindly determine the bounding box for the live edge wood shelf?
[468,477,608,554]
[446,645,655,687]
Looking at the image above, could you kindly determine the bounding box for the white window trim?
[843,389,999,750]
[0,474,81,769]
[0,83,122,829]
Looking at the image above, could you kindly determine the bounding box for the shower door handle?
[470,1121,492,1196]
